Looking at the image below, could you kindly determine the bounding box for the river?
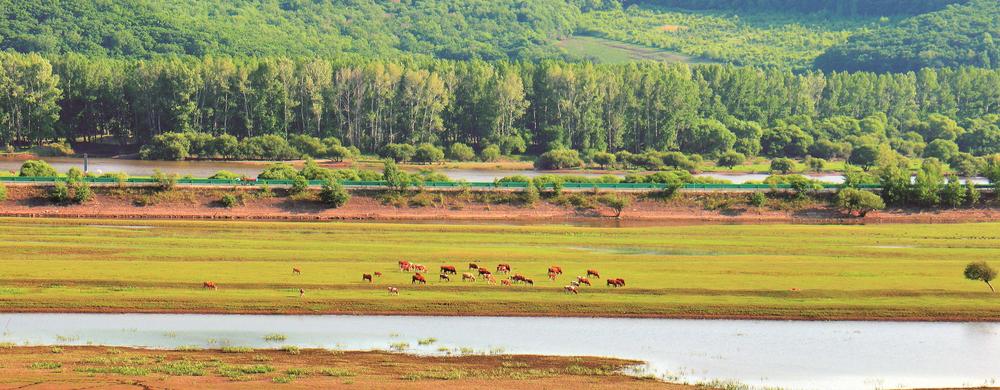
[0,157,990,184]
[0,313,997,390]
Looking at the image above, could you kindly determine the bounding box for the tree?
[717,151,746,170]
[19,160,57,177]
[480,145,501,162]
[49,182,70,203]
[139,132,190,161]
[923,139,959,162]
[940,177,966,208]
[447,143,475,162]
[848,144,881,171]
[770,158,795,174]
[535,148,583,170]
[912,158,945,206]
[965,180,981,206]
[383,143,416,163]
[676,119,736,157]
[382,159,409,192]
[835,188,885,217]
[591,151,616,169]
[598,193,630,218]
[258,163,299,180]
[319,179,350,208]
[805,156,827,172]
[289,175,309,195]
[964,262,997,293]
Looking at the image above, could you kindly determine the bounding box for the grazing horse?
[523,278,534,286]
[478,267,492,277]
[496,264,511,274]
[462,273,476,282]
[412,273,427,284]
[586,269,600,278]
[202,281,217,290]
[548,266,563,275]
[413,264,428,273]
[501,279,512,287]
[547,271,558,281]
[576,276,591,286]
[362,273,374,283]
[374,272,383,277]
[398,260,411,271]
[299,288,304,298]
[292,268,301,275]
[564,285,579,294]
[468,263,479,270]
[387,287,399,295]
[440,265,457,275]
[607,278,625,288]
[439,274,451,282]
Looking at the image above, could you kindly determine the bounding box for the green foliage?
[769,158,795,174]
[72,181,93,203]
[748,191,767,207]
[835,188,885,217]
[19,160,57,177]
[965,180,981,206]
[49,182,69,203]
[152,169,177,191]
[912,158,945,206]
[447,143,475,162]
[805,156,826,172]
[848,144,882,171]
[238,135,299,160]
[717,151,746,169]
[535,149,584,170]
[520,183,541,206]
[258,163,299,181]
[940,177,966,208]
[480,145,502,162]
[924,139,960,162]
[413,143,445,164]
[220,193,241,208]
[964,261,997,292]
[319,180,350,208]
[597,193,630,217]
[209,171,240,180]
[382,160,409,192]
[591,151,616,168]
[0,182,6,202]
[139,133,190,161]
[383,144,416,163]
[289,175,309,195]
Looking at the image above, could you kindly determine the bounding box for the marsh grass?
[321,368,356,377]
[221,346,254,353]
[29,361,62,369]
[263,333,287,342]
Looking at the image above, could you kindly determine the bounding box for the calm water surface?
[0,313,997,390]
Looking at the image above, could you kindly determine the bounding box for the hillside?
[816,0,1000,72]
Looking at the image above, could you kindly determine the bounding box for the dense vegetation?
[626,0,966,16]
[816,0,1000,72]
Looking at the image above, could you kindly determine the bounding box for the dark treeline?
[624,0,965,16]
[816,0,1000,73]
[2,52,999,165]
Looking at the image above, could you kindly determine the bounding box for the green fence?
[0,176,990,191]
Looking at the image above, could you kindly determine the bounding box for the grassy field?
[0,218,998,320]
[556,36,713,64]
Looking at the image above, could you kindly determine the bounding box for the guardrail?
[0,176,991,191]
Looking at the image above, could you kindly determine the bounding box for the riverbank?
[0,185,997,224]
[0,346,674,389]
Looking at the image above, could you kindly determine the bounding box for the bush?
[319,180,350,208]
[383,143,416,163]
[940,177,966,208]
[258,163,299,180]
[288,134,326,158]
[209,170,241,180]
[152,169,177,191]
[413,143,444,164]
[520,184,540,205]
[597,193,629,217]
[805,156,827,172]
[535,148,583,170]
[765,174,822,198]
[139,133,191,161]
[49,182,70,203]
[591,151,616,169]
[102,172,129,188]
[327,145,353,162]
[769,158,796,174]
[238,135,299,160]
[835,188,885,217]
[220,193,241,208]
[72,181,93,203]
[289,175,309,195]
[480,145,501,162]
[383,160,409,191]
[965,180,981,206]
[0,182,7,201]
[33,142,75,157]
[748,191,766,207]
[717,151,746,169]
[660,152,697,171]
[19,160,57,177]
[447,143,475,162]
[211,134,240,159]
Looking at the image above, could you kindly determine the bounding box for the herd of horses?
[201,261,626,296]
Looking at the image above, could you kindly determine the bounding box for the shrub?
[319,180,350,208]
[748,191,766,207]
[49,182,70,203]
[383,143,416,163]
[598,193,629,217]
[220,193,240,208]
[290,175,309,195]
[19,160,57,177]
[835,188,885,217]
[520,184,540,206]
[383,160,409,191]
[33,142,75,157]
[0,182,6,201]
[139,133,191,161]
[480,145,501,162]
[765,174,822,198]
[238,135,299,160]
[72,181,93,203]
[258,163,299,180]
[591,151,616,169]
[289,134,326,158]
[327,145,353,162]
[965,180,981,206]
[209,170,241,180]
[717,151,746,170]
[940,177,966,208]
[660,152,697,171]
[152,170,177,191]
[805,156,827,172]
[848,143,882,171]
[211,134,240,159]
[769,158,795,174]
[413,143,444,164]
[535,148,583,170]
[629,151,663,170]
[66,167,85,182]
[447,143,475,162]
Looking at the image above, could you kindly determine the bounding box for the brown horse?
[440,265,457,275]
[576,276,591,286]
[292,268,301,275]
[462,272,476,282]
[412,273,427,284]
[564,285,579,294]
[439,274,451,282]
[387,287,399,295]
[548,266,563,275]
[202,281,217,289]
[362,273,373,283]
[468,263,479,270]
[478,267,492,277]
[607,278,625,288]
[496,264,511,274]
[586,269,600,278]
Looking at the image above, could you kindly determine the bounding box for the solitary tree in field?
[965,262,997,293]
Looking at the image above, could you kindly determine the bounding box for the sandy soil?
[0,184,996,224]
[0,346,681,389]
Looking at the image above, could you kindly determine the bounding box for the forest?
[1,52,999,173]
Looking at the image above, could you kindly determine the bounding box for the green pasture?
[0,218,998,319]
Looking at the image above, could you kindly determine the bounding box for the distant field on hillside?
[557,35,714,64]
